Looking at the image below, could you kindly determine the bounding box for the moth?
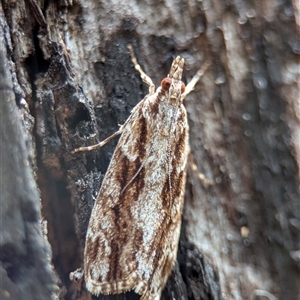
[72,45,209,300]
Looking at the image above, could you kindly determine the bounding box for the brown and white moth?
[72,45,209,300]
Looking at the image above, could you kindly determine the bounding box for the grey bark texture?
[0,33,57,299]
[0,1,299,300]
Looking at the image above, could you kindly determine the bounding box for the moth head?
[160,77,185,106]
[159,56,186,106]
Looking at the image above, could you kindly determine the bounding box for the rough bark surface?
[0,0,299,300]
[0,38,57,299]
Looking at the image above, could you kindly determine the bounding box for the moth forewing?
[78,48,207,300]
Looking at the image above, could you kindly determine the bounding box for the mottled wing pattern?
[84,91,189,299]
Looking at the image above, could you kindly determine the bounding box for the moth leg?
[127,44,155,95]
[181,60,210,100]
[188,152,214,185]
[72,126,124,154]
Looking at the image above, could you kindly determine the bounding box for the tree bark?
[0,0,299,300]
[0,32,57,299]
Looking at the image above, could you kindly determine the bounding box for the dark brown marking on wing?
[150,96,160,116]
[86,235,100,264]
[174,128,187,162]
[132,166,146,199]
[133,114,148,161]
[119,154,130,190]
[108,205,121,281]
[161,172,172,208]
[171,127,187,196]
[175,170,185,196]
